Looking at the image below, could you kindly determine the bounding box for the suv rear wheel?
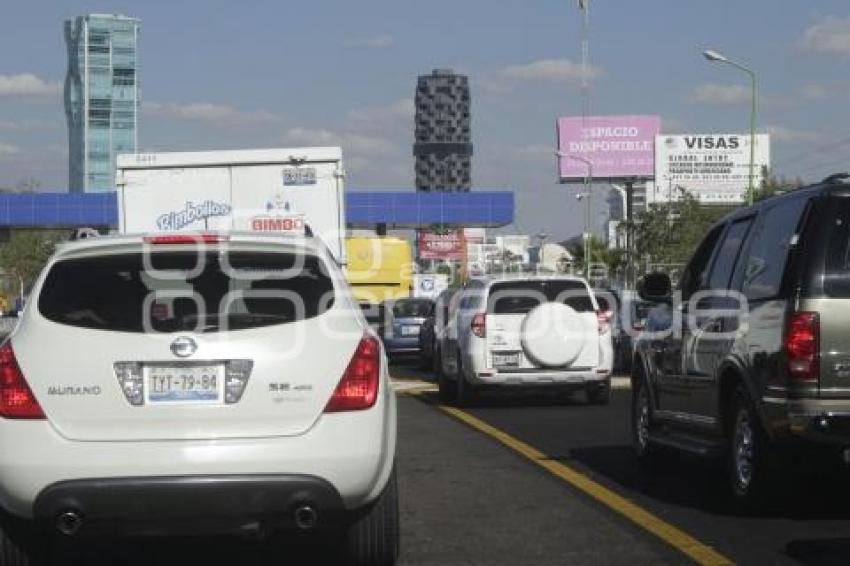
[436,347,456,403]
[343,467,400,566]
[455,351,477,407]
[728,385,773,507]
[632,377,658,461]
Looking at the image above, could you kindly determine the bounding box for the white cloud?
[344,98,413,132]
[0,73,58,96]
[0,142,20,158]
[765,125,830,145]
[689,83,751,105]
[478,58,602,95]
[281,128,396,157]
[143,101,282,125]
[346,35,394,49]
[498,58,600,83]
[802,15,850,55]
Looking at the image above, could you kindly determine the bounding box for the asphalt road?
[393,362,850,566]
[45,360,850,565]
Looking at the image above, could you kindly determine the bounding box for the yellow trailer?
[345,237,413,305]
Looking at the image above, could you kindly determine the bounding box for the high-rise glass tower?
[65,14,140,193]
[414,69,472,192]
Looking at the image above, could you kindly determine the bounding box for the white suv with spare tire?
[0,232,398,565]
[438,275,613,406]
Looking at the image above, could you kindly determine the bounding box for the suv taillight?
[471,313,486,338]
[786,312,819,382]
[597,310,613,335]
[0,343,45,419]
[324,335,381,412]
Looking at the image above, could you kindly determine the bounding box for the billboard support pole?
[624,179,634,288]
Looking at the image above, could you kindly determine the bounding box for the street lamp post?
[555,153,593,276]
[703,49,758,206]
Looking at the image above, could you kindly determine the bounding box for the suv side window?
[823,198,850,297]
[459,281,483,310]
[679,225,725,300]
[741,197,807,300]
[707,217,755,290]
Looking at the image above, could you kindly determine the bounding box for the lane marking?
[392,375,632,390]
[411,393,733,566]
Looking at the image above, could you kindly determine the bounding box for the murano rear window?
[38,252,335,333]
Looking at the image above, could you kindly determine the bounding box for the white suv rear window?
[487,280,594,315]
[38,251,335,333]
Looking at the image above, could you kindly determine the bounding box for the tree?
[564,236,626,279]
[0,230,63,297]
[752,166,803,203]
[625,190,731,268]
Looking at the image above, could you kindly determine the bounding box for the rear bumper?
[0,383,397,520]
[469,368,611,388]
[764,396,850,445]
[33,474,345,537]
[383,337,421,355]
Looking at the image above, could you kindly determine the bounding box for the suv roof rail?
[822,172,850,184]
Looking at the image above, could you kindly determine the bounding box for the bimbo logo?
[156,201,232,230]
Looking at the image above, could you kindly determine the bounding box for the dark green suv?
[632,174,850,504]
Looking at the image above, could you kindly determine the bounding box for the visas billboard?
[557,115,661,180]
[654,134,770,204]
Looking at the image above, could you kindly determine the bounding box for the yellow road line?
[415,393,733,566]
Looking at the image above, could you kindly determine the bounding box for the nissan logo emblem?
[170,336,198,358]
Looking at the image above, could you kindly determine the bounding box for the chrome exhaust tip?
[294,505,318,530]
[56,511,83,536]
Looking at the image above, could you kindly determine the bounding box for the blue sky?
[1,1,849,240]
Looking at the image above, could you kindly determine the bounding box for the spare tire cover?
[520,302,589,368]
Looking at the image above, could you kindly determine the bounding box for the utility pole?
[624,179,634,288]
[579,0,590,121]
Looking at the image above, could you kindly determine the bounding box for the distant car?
[419,289,457,371]
[359,301,388,337]
[0,232,399,564]
[595,289,654,373]
[382,297,433,360]
[439,275,613,406]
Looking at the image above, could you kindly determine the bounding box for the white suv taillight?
[324,335,381,412]
[597,310,613,335]
[0,343,45,419]
[786,311,819,382]
[471,313,487,338]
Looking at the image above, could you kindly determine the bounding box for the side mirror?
[638,272,672,303]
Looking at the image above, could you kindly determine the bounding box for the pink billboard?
[418,229,466,260]
[557,115,661,180]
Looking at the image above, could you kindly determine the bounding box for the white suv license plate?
[145,364,224,404]
[492,353,520,367]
